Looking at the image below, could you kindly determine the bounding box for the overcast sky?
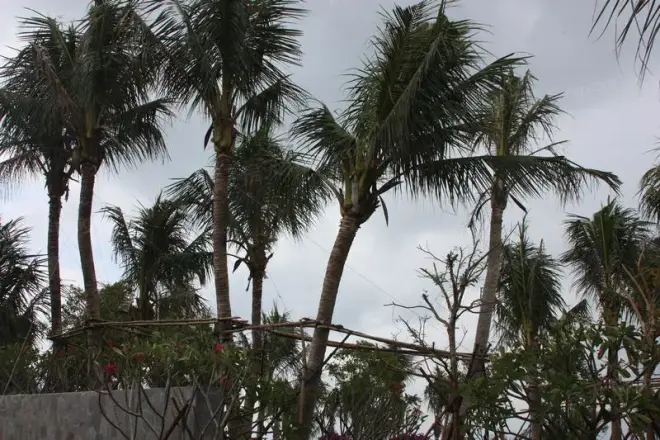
[2,0,659,401]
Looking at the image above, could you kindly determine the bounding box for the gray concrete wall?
[0,387,229,440]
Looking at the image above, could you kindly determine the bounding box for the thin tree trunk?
[78,162,101,324]
[78,161,101,389]
[297,215,360,439]
[213,151,232,337]
[47,192,63,341]
[469,180,506,378]
[252,247,266,351]
[606,310,622,440]
[644,365,655,440]
[528,342,542,440]
[240,249,267,440]
[455,179,506,429]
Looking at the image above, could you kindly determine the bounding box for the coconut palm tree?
[495,220,565,440]
[291,2,619,435]
[0,218,47,347]
[100,194,212,320]
[13,3,172,337]
[562,200,652,440]
[150,0,308,336]
[167,123,330,348]
[0,18,78,342]
[168,125,329,439]
[468,70,620,382]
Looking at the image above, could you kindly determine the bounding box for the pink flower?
[219,376,228,384]
[108,341,115,348]
[214,343,224,353]
[104,363,118,378]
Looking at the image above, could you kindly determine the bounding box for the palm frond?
[639,159,660,222]
[591,0,660,81]
[100,204,138,271]
[102,98,174,172]
[414,153,621,208]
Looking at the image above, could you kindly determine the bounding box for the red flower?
[219,376,228,384]
[135,352,145,362]
[413,408,422,415]
[121,343,130,351]
[214,343,224,353]
[104,363,118,378]
[108,341,115,348]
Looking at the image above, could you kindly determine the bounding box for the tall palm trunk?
[213,150,232,336]
[78,160,102,388]
[527,335,542,440]
[212,85,234,339]
[470,177,507,377]
[298,215,361,439]
[47,191,63,341]
[239,245,267,440]
[251,247,266,352]
[78,161,101,325]
[605,308,622,440]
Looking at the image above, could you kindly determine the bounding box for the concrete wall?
[0,387,229,440]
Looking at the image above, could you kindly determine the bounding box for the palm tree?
[15,3,172,338]
[495,220,565,440]
[291,3,618,435]
[619,236,660,440]
[168,125,329,439]
[0,218,47,347]
[151,0,308,337]
[468,70,620,382]
[0,17,78,343]
[167,123,330,347]
[100,194,212,320]
[562,200,652,440]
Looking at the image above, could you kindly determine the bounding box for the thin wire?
[304,235,447,337]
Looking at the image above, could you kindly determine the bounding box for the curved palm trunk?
[78,161,102,388]
[213,151,232,337]
[78,162,101,325]
[47,192,63,341]
[298,215,361,439]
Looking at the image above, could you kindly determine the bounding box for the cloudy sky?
[1,0,658,396]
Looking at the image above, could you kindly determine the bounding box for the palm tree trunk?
[470,180,507,378]
[252,263,265,349]
[298,215,361,439]
[78,161,102,389]
[453,180,506,430]
[527,337,542,440]
[644,365,655,440]
[78,162,101,325]
[240,250,267,440]
[213,150,232,337]
[605,310,622,440]
[47,192,63,341]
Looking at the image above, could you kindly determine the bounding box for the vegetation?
[0,0,657,439]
